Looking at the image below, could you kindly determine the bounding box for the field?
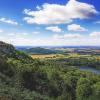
[30,53,93,59]
[31,54,65,59]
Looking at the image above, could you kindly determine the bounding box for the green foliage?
[48,55,100,69]
[0,41,100,100]
[76,78,92,100]
[22,47,58,54]
[90,82,100,100]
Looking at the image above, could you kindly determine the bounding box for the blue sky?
[0,0,100,46]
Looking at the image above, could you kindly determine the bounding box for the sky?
[0,0,100,46]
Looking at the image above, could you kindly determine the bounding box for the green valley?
[0,41,100,100]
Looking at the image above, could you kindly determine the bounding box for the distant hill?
[21,47,62,54]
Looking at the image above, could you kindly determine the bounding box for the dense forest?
[0,41,100,100]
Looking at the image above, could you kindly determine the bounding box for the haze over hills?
[18,47,58,54]
[16,45,100,55]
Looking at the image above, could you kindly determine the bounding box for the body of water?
[79,67,100,74]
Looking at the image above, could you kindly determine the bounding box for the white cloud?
[95,21,100,24]
[7,33,15,36]
[90,32,100,38]
[1,30,100,46]
[53,33,82,39]
[52,32,100,46]
[64,34,82,38]
[68,24,87,32]
[32,31,40,34]
[0,32,100,46]
[0,18,18,25]
[0,29,3,33]
[36,6,41,10]
[7,32,28,37]
[23,0,98,25]
[7,32,39,39]
[46,26,62,32]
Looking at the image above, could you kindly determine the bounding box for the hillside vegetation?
[20,47,62,54]
[0,41,100,100]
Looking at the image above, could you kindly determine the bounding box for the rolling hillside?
[0,41,100,100]
[20,47,63,54]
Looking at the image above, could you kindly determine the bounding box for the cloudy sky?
[0,0,100,46]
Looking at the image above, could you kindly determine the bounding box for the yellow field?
[31,54,65,59]
[30,53,99,59]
